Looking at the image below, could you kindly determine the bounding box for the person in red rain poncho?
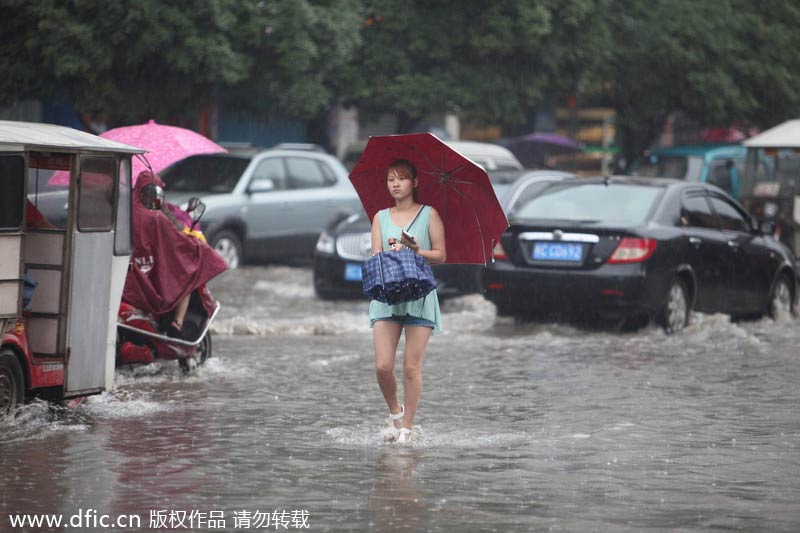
[122,171,227,338]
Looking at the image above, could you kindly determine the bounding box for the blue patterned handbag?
[362,248,436,304]
[362,206,436,304]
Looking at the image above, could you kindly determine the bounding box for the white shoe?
[395,425,423,445]
[382,405,404,442]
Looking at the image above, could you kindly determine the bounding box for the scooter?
[117,285,219,372]
[116,195,223,372]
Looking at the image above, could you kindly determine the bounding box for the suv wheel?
[211,231,242,269]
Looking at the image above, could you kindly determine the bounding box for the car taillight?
[608,238,657,264]
[492,242,508,261]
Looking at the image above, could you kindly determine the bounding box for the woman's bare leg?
[401,325,432,428]
[374,320,404,425]
[173,294,191,326]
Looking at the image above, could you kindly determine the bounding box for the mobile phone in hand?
[401,230,416,245]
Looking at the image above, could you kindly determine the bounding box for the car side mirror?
[759,220,776,236]
[248,178,275,194]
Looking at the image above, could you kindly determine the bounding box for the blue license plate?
[344,263,363,281]
[533,242,584,262]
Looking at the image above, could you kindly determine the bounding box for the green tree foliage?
[0,0,252,125]
[343,0,609,131]
[220,0,363,120]
[2,0,800,160]
[604,0,800,160]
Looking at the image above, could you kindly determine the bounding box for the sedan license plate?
[344,263,363,281]
[533,242,583,262]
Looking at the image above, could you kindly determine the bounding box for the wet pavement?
[2,265,800,531]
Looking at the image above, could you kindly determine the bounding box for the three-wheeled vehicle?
[740,119,800,264]
[0,120,144,416]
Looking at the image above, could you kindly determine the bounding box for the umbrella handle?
[377,252,384,287]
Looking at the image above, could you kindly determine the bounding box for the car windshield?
[160,156,250,193]
[633,154,704,181]
[510,182,662,226]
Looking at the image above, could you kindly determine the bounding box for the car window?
[286,157,330,189]
[707,160,734,194]
[708,196,750,233]
[506,180,560,217]
[317,161,338,184]
[681,194,718,229]
[161,156,249,194]
[252,157,287,190]
[511,182,662,226]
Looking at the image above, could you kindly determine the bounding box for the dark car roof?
[505,175,741,228]
[576,175,679,187]
[176,152,253,161]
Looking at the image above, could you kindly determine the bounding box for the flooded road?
[2,265,800,531]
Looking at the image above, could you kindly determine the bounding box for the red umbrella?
[349,133,508,264]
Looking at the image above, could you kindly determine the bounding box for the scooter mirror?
[190,200,206,230]
[187,197,202,213]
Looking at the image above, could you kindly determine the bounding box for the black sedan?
[313,170,574,299]
[483,176,798,332]
[313,212,482,299]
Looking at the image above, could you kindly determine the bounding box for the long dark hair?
[388,159,418,202]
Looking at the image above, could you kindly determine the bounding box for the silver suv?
[161,149,362,268]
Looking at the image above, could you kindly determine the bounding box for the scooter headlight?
[316,231,335,254]
[763,202,779,218]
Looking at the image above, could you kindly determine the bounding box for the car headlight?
[316,231,336,254]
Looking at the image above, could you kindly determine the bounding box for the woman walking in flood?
[369,159,446,444]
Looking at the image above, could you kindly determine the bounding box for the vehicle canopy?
[743,120,800,148]
[741,120,800,196]
[740,119,800,257]
[629,144,746,199]
[0,120,144,398]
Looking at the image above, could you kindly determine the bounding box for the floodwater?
[2,265,800,532]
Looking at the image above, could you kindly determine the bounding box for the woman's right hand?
[387,238,403,252]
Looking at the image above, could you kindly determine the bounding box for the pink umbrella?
[50,120,227,185]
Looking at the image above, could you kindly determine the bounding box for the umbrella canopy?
[507,132,582,168]
[349,133,508,265]
[700,127,747,143]
[50,120,226,185]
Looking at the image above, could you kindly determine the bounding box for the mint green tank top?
[368,205,442,334]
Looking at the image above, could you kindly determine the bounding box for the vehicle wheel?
[313,271,335,300]
[211,231,242,269]
[314,286,338,300]
[178,334,212,374]
[659,279,690,334]
[0,349,24,418]
[493,301,516,317]
[197,333,212,366]
[768,274,793,320]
